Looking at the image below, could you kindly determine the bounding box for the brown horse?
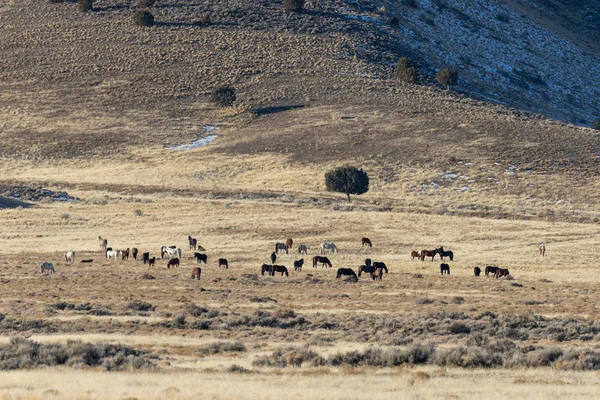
[336,268,358,280]
[411,251,420,260]
[261,264,273,276]
[121,248,130,261]
[485,266,498,277]
[132,248,138,261]
[358,265,375,277]
[286,238,294,250]
[148,257,156,267]
[362,237,372,247]
[312,256,332,268]
[440,263,450,275]
[495,268,510,278]
[294,259,304,271]
[271,265,289,276]
[371,268,384,281]
[167,258,179,268]
[420,249,439,261]
[218,258,228,270]
[191,267,201,280]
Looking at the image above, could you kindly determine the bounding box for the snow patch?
[168,126,218,151]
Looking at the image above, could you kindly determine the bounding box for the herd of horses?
[40,235,531,282]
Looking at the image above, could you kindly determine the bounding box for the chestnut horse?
[286,238,293,250]
[271,265,289,276]
[167,258,180,268]
[312,256,332,268]
[191,267,201,280]
[371,267,384,281]
[336,268,358,280]
[362,237,372,247]
[420,248,439,261]
[218,258,228,270]
[121,248,130,261]
[495,268,510,278]
[410,251,420,260]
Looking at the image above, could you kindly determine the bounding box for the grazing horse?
[358,265,375,277]
[364,258,372,267]
[194,253,207,264]
[271,265,289,277]
[161,246,177,259]
[371,268,384,281]
[98,236,107,250]
[106,250,120,261]
[474,266,481,276]
[132,248,138,261]
[294,259,304,271]
[64,251,75,263]
[372,262,388,274]
[420,249,439,262]
[438,247,454,261]
[286,238,293,250]
[539,244,546,257]
[188,236,197,250]
[80,259,93,263]
[40,262,55,274]
[270,252,277,264]
[121,248,130,261]
[485,266,499,277]
[275,243,288,254]
[191,267,201,280]
[298,244,308,254]
[336,268,358,281]
[148,257,156,267]
[440,263,450,275]
[362,237,372,247]
[142,252,150,264]
[312,256,332,268]
[320,242,338,254]
[495,268,510,278]
[261,264,273,276]
[167,258,180,268]
[218,258,228,270]
[411,251,420,260]
[165,247,182,260]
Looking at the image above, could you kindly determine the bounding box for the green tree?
[436,67,459,89]
[325,166,369,201]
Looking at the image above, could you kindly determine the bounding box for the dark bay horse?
[142,252,150,264]
[411,251,420,260]
[194,253,208,264]
[420,249,439,262]
[336,268,358,280]
[474,266,481,276]
[261,264,273,276]
[286,238,293,250]
[362,237,372,247]
[485,266,498,277]
[191,267,201,280]
[270,252,277,264]
[495,268,510,278]
[218,258,228,270]
[167,258,179,268]
[371,267,384,281]
[148,257,156,267]
[438,247,454,261]
[188,236,197,250]
[372,262,388,274]
[272,265,289,276]
[364,258,372,267]
[121,248,130,261]
[440,263,450,275]
[358,265,375,277]
[312,256,332,268]
[294,259,304,271]
[132,248,138,261]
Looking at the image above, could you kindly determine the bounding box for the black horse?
[132,248,138,261]
[474,266,481,276]
[270,252,277,264]
[440,263,450,275]
[336,268,358,281]
[218,258,228,270]
[272,265,289,276]
[194,253,208,264]
[362,237,372,247]
[142,252,150,264]
[294,259,304,271]
[438,246,454,261]
[358,265,375,277]
[372,262,389,274]
[261,264,273,276]
[485,266,498,277]
[364,258,372,267]
[312,256,332,268]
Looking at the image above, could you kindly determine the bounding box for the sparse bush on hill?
[193,13,211,26]
[394,57,419,84]
[402,0,417,8]
[133,10,155,27]
[78,0,93,12]
[137,0,156,8]
[283,0,305,12]
[390,16,399,26]
[325,166,369,202]
[593,119,600,130]
[210,85,236,107]
[48,0,68,3]
[436,67,459,89]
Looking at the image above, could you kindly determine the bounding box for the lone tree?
[394,57,419,84]
[78,0,93,12]
[436,67,459,89]
[210,85,236,107]
[593,119,600,130]
[283,0,305,12]
[133,10,155,26]
[325,166,369,201]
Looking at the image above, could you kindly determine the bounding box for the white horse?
[539,244,546,257]
[64,251,75,263]
[40,262,55,274]
[320,242,338,254]
[106,250,121,260]
[98,236,108,250]
[165,247,182,260]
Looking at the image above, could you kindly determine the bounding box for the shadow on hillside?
[0,197,34,209]
[93,4,130,12]
[253,105,306,116]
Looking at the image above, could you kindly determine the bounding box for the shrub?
[210,85,236,107]
[449,322,471,334]
[402,0,417,8]
[390,16,399,26]
[199,341,246,355]
[324,166,369,201]
[193,13,211,26]
[436,67,459,89]
[49,0,68,3]
[593,119,600,130]
[134,209,143,216]
[133,10,154,27]
[394,57,419,83]
[137,0,156,8]
[125,300,155,312]
[78,0,93,12]
[283,0,305,12]
[227,364,251,373]
[252,347,318,367]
